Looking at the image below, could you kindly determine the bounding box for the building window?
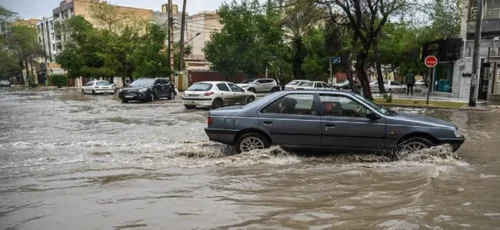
[485,0,500,19]
[434,63,454,93]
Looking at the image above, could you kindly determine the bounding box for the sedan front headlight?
[454,130,463,138]
[138,88,148,93]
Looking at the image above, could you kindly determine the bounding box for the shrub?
[50,74,67,88]
[28,77,38,88]
[383,93,392,103]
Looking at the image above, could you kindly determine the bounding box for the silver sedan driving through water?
[204,90,465,154]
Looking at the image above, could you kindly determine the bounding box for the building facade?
[458,0,500,101]
[184,11,222,70]
[34,0,223,88]
[426,0,500,101]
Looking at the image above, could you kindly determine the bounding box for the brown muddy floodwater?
[0,88,500,230]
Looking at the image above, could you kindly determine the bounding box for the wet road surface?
[1,88,500,230]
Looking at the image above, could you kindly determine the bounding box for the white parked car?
[182,81,258,109]
[371,80,406,93]
[295,81,333,90]
[82,80,116,94]
[415,79,426,87]
[284,80,310,90]
[237,78,280,93]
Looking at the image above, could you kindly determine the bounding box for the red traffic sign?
[424,55,438,68]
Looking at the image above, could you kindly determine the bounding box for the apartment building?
[462,0,500,101]
[184,11,223,70]
[36,0,163,61]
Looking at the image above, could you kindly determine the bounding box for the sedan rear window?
[187,83,213,91]
[300,82,313,87]
[97,81,111,86]
[261,94,315,115]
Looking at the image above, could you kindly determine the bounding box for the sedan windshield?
[352,93,393,115]
[288,80,304,85]
[187,83,213,91]
[129,78,154,87]
[240,79,254,84]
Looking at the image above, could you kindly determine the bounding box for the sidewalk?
[373,93,487,105]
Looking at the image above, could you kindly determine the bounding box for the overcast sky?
[2,0,227,19]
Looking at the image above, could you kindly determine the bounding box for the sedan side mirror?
[255,82,260,85]
[366,112,380,121]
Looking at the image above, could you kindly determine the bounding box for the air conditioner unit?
[493,37,500,41]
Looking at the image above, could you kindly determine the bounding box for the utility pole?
[468,0,482,107]
[179,0,187,73]
[167,0,175,81]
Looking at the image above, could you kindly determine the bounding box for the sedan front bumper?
[119,91,149,101]
[439,137,465,152]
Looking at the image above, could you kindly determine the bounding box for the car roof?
[195,81,233,84]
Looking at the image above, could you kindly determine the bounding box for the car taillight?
[207,116,212,125]
[204,92,214,96]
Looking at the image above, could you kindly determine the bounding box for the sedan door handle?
[324,124,335,129]
[263,121,273,125]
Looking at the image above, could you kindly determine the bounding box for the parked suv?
[237,78,280,93]
[118,77,175,103]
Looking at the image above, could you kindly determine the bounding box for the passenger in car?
[279,97,297,114]
[323,102,342,116]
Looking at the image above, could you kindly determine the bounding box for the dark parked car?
[204,90,465,154]
[0,80,11,87]
[118,77,175,103]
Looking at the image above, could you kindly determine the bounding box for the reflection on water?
[1,90,500,229]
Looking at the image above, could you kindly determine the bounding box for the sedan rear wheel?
[211,98,223,110]
[235,133,270,153]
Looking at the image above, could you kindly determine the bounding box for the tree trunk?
[373,38,386,94]
[342,54,358,93]
[18,59,25,85]
[23,58,30,85]
[29,55,36,84]
[292,38,305,79]
[355,53,373,101]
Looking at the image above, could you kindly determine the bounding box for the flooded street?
[1,88,500,230]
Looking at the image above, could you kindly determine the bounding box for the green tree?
[0,7,42,84]
[315,0,413,100]
[130,23,170,78]
[204,0,288,79]
[281,0,323,79]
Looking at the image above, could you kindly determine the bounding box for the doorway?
[478,63,491,100]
